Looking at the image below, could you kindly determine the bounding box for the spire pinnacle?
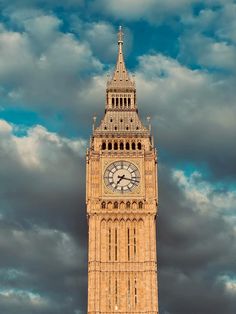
[107,26,135,90]
[118,25,123,44]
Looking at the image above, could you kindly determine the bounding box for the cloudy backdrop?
[0,1,236,313]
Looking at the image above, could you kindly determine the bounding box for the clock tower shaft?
[86,27,158,314]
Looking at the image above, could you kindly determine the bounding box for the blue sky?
[0,1,236,313]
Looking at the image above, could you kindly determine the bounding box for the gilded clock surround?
[86,26,158,313]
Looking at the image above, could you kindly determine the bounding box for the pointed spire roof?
[107,26,135,90]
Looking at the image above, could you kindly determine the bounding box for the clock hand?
[117,174,125,184]
[119,176,139,183]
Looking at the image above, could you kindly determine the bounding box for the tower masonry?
[86,26,159,314]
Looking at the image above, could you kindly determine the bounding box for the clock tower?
[86,27,158,313]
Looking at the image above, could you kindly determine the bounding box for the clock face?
[104,161,140,193]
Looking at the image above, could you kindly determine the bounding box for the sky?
[0,0,236,313]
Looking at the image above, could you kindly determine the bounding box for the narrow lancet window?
[115,228,118,261]
[115,278,118,309]
[127,228,130,261]
[128,278,131,308]
[109,228,111,261]
[108,276,111,309]
[134,228,136,258]
[134,278,137,306]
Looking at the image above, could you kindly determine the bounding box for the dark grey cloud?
[158,165,236,314]
[0,1,235,314]
[0,121,235,314]
[135,54,236,180]
[0,122,88,313]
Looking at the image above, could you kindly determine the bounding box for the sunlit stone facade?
[86,27,158,314]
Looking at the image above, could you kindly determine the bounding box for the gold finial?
[118,25,123,44]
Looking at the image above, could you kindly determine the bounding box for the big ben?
[86,26,158,313]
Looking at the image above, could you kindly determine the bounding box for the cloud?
[0,120,87,233]
[179,3,236,71]
[90,0,200,24]
[180,32,236,70]
[158,165,236,314]
[0,120,87,313]
[0,10,103,123]
[0,0,84,10]
[135,53,236,180]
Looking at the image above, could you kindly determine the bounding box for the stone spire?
[107,26,135,90]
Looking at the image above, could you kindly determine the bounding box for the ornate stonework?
[86,26,158,314]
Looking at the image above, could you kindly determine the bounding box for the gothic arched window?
[120,142,124,150]
[126,201,130,209]
[138,142,142,150]
[114,142,118,150]
[132,142,136,150]
[108,142,112,150]
[126,142,130,150]
[101,201,106,209]
[114,202,118,209]
[138,201,143,209]
[102,142,106,150]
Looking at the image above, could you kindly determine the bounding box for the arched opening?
[132,142,136,150]
[116,98,119,106]
[120,98,123,106]
[114,142,118,150]
[101,201,106,209]
[120,142,124,150]
[128,98,131,106]
[132,202,137,209]
[102,142,106,150]
[138,142,142,150]
[108,142,112,150]
[114,202,118,209]
[126,142,130,150]
[138,201,143,209]
[124,98,127,106]
[112,98,114,106]
[126,201,130,209]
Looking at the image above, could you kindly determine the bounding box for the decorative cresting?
[86,26,158,314]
